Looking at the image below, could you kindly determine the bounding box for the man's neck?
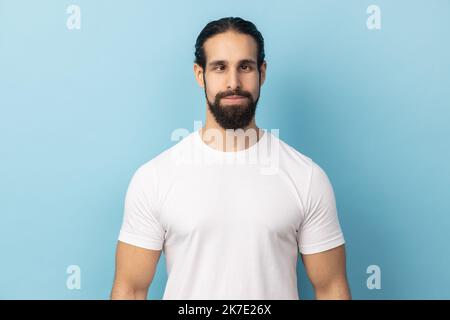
[200,107,262,152]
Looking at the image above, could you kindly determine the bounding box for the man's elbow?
[314,278,352,300]
[110,282,148,300]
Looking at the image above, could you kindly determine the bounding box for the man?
[111,17,351,300]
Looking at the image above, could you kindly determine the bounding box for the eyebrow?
[208,59,257,67]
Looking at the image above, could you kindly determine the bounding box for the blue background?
[1,0,449,299]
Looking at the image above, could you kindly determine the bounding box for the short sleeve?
[118,166,165,250]
[297,162,345,255]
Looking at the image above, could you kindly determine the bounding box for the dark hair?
[194,17,265,72]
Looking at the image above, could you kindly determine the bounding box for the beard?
[204,77,260,130]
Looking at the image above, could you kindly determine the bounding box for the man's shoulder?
[274,133,315,170]
[275,133,334,184]
[134,131,197,177]
[274,134,335,201]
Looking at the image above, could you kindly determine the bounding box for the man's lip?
[223,95,247,100]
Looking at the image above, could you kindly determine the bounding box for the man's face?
[195,31,266,130]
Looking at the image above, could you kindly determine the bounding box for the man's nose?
[226,69,242,90]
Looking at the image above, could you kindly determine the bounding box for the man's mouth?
[222,95,247,102]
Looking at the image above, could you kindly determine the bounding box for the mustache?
[216,89,252,100]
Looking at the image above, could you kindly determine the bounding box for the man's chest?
[158,166,304,244]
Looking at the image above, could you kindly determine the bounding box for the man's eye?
[240,65,251,71]
[215,65,225,71]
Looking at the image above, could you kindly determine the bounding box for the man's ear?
[259,60,267,86]
[193,63,205,88]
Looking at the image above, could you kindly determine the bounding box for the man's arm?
[110,241,161,300]
[300,244,351,300]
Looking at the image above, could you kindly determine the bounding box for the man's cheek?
[207,89,217,100]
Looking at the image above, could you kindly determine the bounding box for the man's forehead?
[203,31,258,62]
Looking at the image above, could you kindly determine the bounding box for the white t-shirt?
[118,128,345,300]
